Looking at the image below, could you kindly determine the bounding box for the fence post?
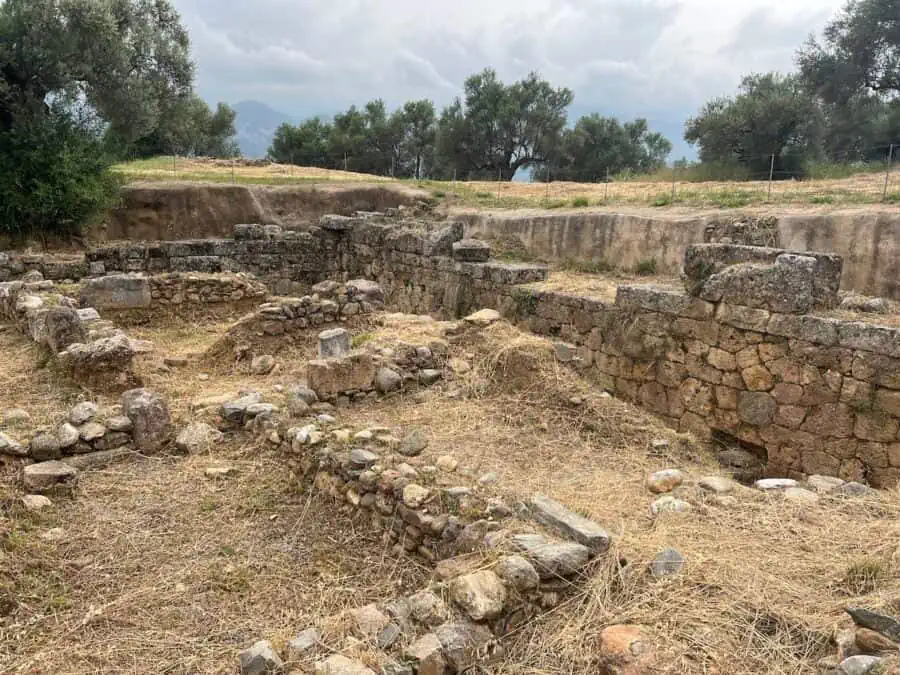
[884,144,895,201]
[172,154,177,179]
[605,167,610,202]
[767,154,775,201]
[231,157,236,184]
[671,165,677,203]
[546,164,551,199]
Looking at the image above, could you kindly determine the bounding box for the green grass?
[560,258,615,274]
[112,156,900,211]
[633,258,658,276]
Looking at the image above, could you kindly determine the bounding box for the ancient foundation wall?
[489,282,900,487]
[463,210,900,300]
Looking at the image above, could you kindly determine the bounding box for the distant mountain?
[232,100,296,159]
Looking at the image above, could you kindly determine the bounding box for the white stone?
[21,494,52,512]
[754,478,798,490]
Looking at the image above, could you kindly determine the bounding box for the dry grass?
[336,322,900,674]
[114,157,394,185]
[3,311,900,673]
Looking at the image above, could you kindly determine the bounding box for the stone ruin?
[2,212,900,673]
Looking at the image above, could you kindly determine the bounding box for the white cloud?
[173,0,844,150]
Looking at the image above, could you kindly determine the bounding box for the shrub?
[571,196,590,207]
[560,258,614,274]
[0,111,120,238]
[651,193,672,207]
[633,258,658,276]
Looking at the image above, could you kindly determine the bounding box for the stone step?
[529,495,610,554]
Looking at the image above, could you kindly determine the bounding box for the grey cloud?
[174,0,845,154]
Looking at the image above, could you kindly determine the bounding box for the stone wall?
[463,210,900,300]
[494,258,900,487]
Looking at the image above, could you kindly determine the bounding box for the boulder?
[23,460,78,495]
[375,367,402,393]
[0,431,26,457]
[529,495,610,554]
[346,279,385,305]
[512,533,591,578]
[314,655,375,675]
[250,354,276,376]
[238,640,283,675]
[30,432,63,461]
[435,621,494,671]
[69,401,98,425]
[318,328,351,359]
[43,307,87,354]
[452,239,491,262]
[307,353,376,397]
[646,469,685,494]
[59,334,136,380]
[399,428,429,457]
[649,548,685,578]
[80,274,151,311]
[175,422,224,454]
[121,389,171,453]
[494,555,540,591]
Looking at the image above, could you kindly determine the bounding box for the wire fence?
[132,144,899,207]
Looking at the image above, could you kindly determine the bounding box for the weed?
[651,193,673,207]
[571,196,590,208]
[432,190,446,199]
[560,258,614,274]
[633,258,658,276]
[513,288,539,316]
[710,190,757,208]
[543,199,568,209]
[841,558,887,595]
[808,194,835,204]
[352,332,375,348]
[474,191,493,199]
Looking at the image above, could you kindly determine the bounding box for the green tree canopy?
[798,0,900,105]
[684,73,822,176]
[435,69,573,180]
[552,115,671,182]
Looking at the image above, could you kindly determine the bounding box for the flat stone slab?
[23,460,78,494]
[529,495,610,554]
[754,478,798,490]
[511,533,591,579]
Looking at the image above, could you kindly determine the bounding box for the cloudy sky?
[173,0,845,158]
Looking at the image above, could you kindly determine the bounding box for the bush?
[571,196,590,207]
[633,258,658,276]
[0,112,120,238]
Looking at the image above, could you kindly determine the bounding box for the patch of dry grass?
[1,448,428,674]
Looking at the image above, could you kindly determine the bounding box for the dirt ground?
[2,306,900,674]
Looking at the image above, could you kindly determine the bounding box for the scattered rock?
[449,358,471,374]
[106,416,133,433]
[349,448,379,470]
[847,608,900,643]
[350,603,391,639]
[314,655,375,674]
[494,555,540,591]
[286,628,319,658]
[289,385,319,406]
[398,427,428,457]
[464,308,500,325]
[163,356,188,368]
[404,633,446,675]
[375,367,402,393]
[238,640,284,675]
[512,533,591,578]
[449,570,507,621]
[176,422,225,454]
[856,628,898,653]
[41,527,67,542]
[783,487,819,504]
[220,393,263,424]
[419,369,442,386]
[529,494,610,554]
[478,472,498,486]
[69,401,98,425]
[23,460,78,495]
[698,476,736,494]
[78,422,107,442]
[0,431,26,457]
[835,482,877,498]
[318,328,351,359]
[402,484,430,508]
[121,389,171,454]
[646,469,684,494]
[435,621,495,672]
[838,655,883,675]
[650,496,692,516]
[30,433,63,461]
[754,478,798,490]
[407,590,448,627]
[808,474,846,493]
[21,494,53,512]
[250,355,276,376]
[649,548,685,578]
[599,624,652,673]
[436,455,458,472]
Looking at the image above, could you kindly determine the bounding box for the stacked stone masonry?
[501,248,900,487]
